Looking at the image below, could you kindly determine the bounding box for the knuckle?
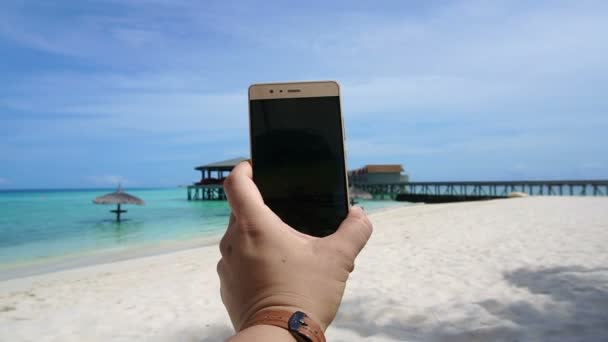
[219,233,236,258]
[354,215,373,238]
[347,260,355,273]
[340,252,355,272]
[235,217,259,236]
[367,220,374,234]
[335,248,355,273]
[359,223,373,246]
[352,216,368,233]
[223,174,236,191]
[219,234,229,256]
[216,259,224,276]
[350,206,365,219]
[362,217,373,235]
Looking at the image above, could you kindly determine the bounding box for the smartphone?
[248,81,349,237]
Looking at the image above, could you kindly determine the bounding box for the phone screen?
[249,96,348,237]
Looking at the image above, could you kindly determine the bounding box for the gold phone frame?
[248,80,351,209]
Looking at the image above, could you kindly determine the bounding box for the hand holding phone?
[218,161,373,335]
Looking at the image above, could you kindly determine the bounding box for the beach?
[1,196,607,341]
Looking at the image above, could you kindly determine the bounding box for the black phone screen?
[249,96,348,237]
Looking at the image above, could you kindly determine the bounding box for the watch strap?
[240,310,326,342]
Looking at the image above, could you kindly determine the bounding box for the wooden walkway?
[354,180,608,202]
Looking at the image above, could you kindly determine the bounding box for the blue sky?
[1,0,607,188]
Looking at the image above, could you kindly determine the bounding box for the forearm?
[226,325,296,342]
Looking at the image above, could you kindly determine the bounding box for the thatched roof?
[349,164,405,175]
[93,187,145,205]
[195,157,249,171]
[362,164,404,173]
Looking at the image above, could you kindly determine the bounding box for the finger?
[326,206,373,258]
[223,161,265,218]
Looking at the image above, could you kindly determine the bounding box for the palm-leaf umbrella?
[93,185,145,222]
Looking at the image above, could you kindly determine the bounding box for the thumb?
[224,161,265,218]
[327,206,373,259]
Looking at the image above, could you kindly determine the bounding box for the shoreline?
[0,232,223,282]
[0,201,410,282]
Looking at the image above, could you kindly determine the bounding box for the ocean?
[0,188,405,277]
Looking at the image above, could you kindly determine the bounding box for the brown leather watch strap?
[240,310,326,342]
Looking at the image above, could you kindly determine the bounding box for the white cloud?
[2,0,606,129]
[579,162,605,170]
[86,175,130,187]
[348,133,562,160]
[2,69,247,135]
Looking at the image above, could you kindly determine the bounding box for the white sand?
[1,197,607,341]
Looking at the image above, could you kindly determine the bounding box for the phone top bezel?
[249,80,339,100]
[247,80,352,212]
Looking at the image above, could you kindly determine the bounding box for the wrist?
[228,324,297,341]
[242,305,327,332]
[240,307,326,342]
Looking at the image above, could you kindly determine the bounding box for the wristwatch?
[241,310,326,342]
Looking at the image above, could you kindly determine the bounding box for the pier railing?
[353,180,608,202]
[187,184,226,200]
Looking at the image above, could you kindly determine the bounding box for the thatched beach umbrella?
[93,185,145,222]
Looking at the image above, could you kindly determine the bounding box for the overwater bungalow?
[187,157,248,200]
[348,164,409,200]
[348,164,409,185]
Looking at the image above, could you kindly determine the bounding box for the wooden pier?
[187,158,608,203]
[352,180,608,202]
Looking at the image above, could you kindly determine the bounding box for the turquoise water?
[0,188,230,268]
[0,188,404,270]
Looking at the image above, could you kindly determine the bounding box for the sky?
[1,0,607,189]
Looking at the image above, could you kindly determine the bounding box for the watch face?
[242,310,323,342]
[288,311,322,342]
[288,311,307,331]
